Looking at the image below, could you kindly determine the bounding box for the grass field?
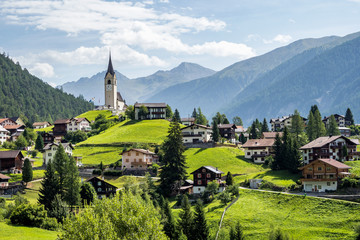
[76,110,115,122]
[73,145,123,165]
[0,222,58,240]
[184,147,265,179]
[8,170,45,183]
[79,119,170,145]
[237,169,301,187]
[33,126,53,133]
[221,189,360,239]
[344,161,360,177]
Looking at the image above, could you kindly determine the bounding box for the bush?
[92,169,102,175]
[226,184,240,197]
[41,217,59,231]
[103,170,122,176]
[10,203,47,227]
[341,177,359,188]
[0,198,5,208]
[218,191,231,204]
[31,150,38,158]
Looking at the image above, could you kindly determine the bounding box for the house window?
[305,156,307,161]
[329,174,334,179]
[197,173,202,178]
[306,174,312,179]
[139,159,142,163]
[126,159,129,162]
[202,169,206,172]
[327,182,331,186]
[98,188,102,192]
[48,153,52,156]
[128,153,131,156]
[197,180,202,185]
[97,182,101,186]
[326,167,331,171]
[136,153,139,156]
[308,167,312,171]
[317,167,322,171]
[254,152,257,154]
[53,148,56,151]
[206,173,211,178]
[318,185,322,190]
[247,152,250,155]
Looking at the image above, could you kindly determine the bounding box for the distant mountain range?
[59,62,215,105]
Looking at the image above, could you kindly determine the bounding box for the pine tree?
[230,221,245,240]
[48,194,68,223]
[38,161,59,211]
[226,171,234,186]
[159,120,187,196]
[178,195,193,239]
[162,199,177,239]
[80,182,97,206]
[212,120,220,143]
[35,134,44,151]
[172,109,181,123]
[290,109,304,141]
[262,118,269,133]
[239,133,246,144]
[193,200,209,240]
[192,108,197,119]
[310,105,319,115]
[250,121,258,139]
[64,157,80,210]
[345,108,354,126]
[53,144,69,197]
[314,109,326,138]
[166,104,173,119]
[341,145,348,161]
[327,115,340,136]
[22,158,33,186]
[306,111,315,141]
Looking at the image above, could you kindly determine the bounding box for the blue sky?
[0,0,359,86]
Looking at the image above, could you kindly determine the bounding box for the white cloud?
[28,63,55,78]
[159,0,170,3]
[263,34,292,44]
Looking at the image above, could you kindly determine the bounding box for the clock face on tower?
[106,84,112,91]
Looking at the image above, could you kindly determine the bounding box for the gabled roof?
[0,118,17,125]
[54,119,70,124]
[190,166,224,174]
[181,117,195,122]
[117,92,124,102]
[0,125,9,132]
[86,176,117,189]
[0,150,24,159]
[134,102,167,108]
[43,142,74,150]
[242,138,275,148]
[121,148,156,155]
[0,173,10,180]
[70,117,90,123]
[4,125,24,130]
[217,124,237,129]
[33,122,52,126]
[299,158,351,170]
[262,132,283,139]
[323,114,345,121]
[181,123,211,130]
[299,135,356,150]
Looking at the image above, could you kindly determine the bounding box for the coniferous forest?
[0,53,93,123]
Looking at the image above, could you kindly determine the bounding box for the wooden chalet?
[41,132,55,145]
[53,119,69,137]
[191,166,225,194]
[218,124,237,142]
[242,138,275,163]
[0,150,24,172]
[299,158,351,192]
[86,177,117,199]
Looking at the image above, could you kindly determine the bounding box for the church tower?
[104,53,117,109]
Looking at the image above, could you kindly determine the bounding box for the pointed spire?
[106,51,115,76]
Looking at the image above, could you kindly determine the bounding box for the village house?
[67,118,91,132]
[0,125,10,145]
[270,115,307,132]
[181,124,212,143]
[33,122,52,129]
[121,148,158,171]
[322,114,345,128]
[261,132,283,139]
[134,102,167,120]
[0,173,10,187]
[53,119,69,137]
[242,139,275,163]
[41,132,55,145]
[10,117,25,126]
[0,150,24,172]
[0,118,17,128]
[300,135,359,164]
[299,158,351,192]
[181,118,196,126]
[86,176,117,199]
[191,166,225,194]
[339,127,351,137]
[218,123,237,143]
[43,142,74,165]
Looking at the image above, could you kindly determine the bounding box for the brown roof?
[121,148,156,155]
[299,158,351,170]
[33,122,52,126]
[0,173,10,180]
[242,139,275,148]
[0,118,17,125]
[181,118,195,122]
[54,119,70,124]
[134,102,167,108]
[262,132,283,139]
[0,150,24,159]
[4,124,24,130]
[86,176,117,189]
[70,117,90,123]
[218,124,237,129]
[181,123,211,130]
[299,136,356,150]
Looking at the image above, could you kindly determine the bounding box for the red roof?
[4,124,24,130]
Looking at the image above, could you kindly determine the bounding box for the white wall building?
[181,124,212,143]
[0,125,10,145]
[66,118,91,132]
[43,142,74,165]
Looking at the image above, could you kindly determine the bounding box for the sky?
[0,0,360,87]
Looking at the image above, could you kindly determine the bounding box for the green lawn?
[238,169,301,187]
[0,222,58,240]
[76,110,114,122]
[73,146,123,165]
[184,147,265,179]
[104,175,146,188]
[79,119,170,145]
[8,170,45,183]
[222,189,360,240]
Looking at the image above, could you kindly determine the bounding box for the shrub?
[0,198,5,208]
[341,177,359,188]
[10,203,47,227]
[103,170,123,176]
[41,217,59,231]
[226,184,240,197]
[218,191,231,204]
[31,150,38,158]
[92,169,102,175]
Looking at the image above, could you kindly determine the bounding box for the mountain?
[145,36,341,117]
[0,53,93,123]
[60,62,215,105]
[223,33,360,125]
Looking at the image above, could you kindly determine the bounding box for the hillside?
[60,62,215,106]
[0,53,93,123]
[224,33,360,125]
[145,35,340,117]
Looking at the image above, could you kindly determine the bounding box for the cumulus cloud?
[28,63,55,78]
[264,34,292,44]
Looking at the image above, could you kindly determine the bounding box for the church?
[104,53,126,112]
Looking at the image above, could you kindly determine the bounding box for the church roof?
[106,52,115,76]
[117,92,124,102]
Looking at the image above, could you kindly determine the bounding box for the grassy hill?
[0,222,57,240]
[73,146,123,165]
[76,110,115,122]
[221,189,360,239]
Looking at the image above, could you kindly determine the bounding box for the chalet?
[339,127,351,137]
[0,173,10,187]
[299,158,351,192]
[218,124,237,143]
[6,125,25,142]
[0,125,10,145]
[242,139,275,163]
[67,118,91,132]
[181,124,212,143]
[33,122,52,129]
[43,142,74,165]
[261,132,283,139]
[53,119,69,137]
[10,117,25,126]
[0,150,24,172]
[86,177,117,199]
[300,135,359,164]
[322,114,345,128]
[41,132,55,145]
[180,180,194,195]
[121,149,158,170]
[191,166,225,194]
[270,115,307,132]
[0,118,17,127]
[235,126,249,141]
[181,118,196,126]
[134,102,167,120]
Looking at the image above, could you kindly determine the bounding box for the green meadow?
[73,145,123,165]
[76,110,115,122]
[0,222,58,240]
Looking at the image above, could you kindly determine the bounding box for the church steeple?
[106,52,115,76]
